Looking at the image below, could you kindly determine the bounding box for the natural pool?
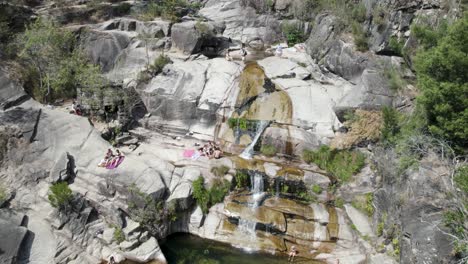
[161,233,291,264]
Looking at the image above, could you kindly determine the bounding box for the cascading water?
[236,173,265,246]
[239,120,270,160]
[250,173,264,207]
[238,218,257,239]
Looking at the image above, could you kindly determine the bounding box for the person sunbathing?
[98,149,114,167]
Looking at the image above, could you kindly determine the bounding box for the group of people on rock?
[192,141,223,160]
[98,148,124,168]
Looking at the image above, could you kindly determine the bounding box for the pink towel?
[183,149,195,158]
[106,156,125,169]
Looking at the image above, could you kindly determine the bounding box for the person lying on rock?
[288,246,298,263]
[98,149,114,167]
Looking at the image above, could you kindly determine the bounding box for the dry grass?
[331,110,383,149]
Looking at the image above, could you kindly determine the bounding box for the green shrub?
[234,171,250,189]
[136,0,200,22]
[311,184,322,194]
[303,145,365,182]
[126,185,177,236]
[351,3,367,23]
[192,177,210,213]
[351,21,368,52]
[388,36,404,56]
[351,193,374,217]
[113,226,125,244]
[372,5,387,29]
[48,182,73,209]
[260,144,277,157]
[282,22,305,46]
[195,20,211,36]
[239,118,248,131]
[211,165,230,177]
[381,106,400,143]
[334,197,345,208]
[192,177,230,214]
[150,54,171,74]
[209,179,230,205]
[377,221,385,236]
[454,166,468,193]
[414,14,468,152]
[384,67,406,91]
[0,183,6,205]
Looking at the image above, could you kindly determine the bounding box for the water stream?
[239,120,269,159]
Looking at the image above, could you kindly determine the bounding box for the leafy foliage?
[381,106,400,143]
[388,36,404,56]
[48,182,73,209]
[281,22,305,46]
[136,0,201,22]
[311,184,322,194]
[260,144,277,157]
[16,18,105,103]
[413,14,468,152]
[234,171,250,189]
[351,22,368,52]
[303,145,366,182]
[454,166,468,193]
[192,177,230,214]
[113,226,125,244]
[127,185,176,237]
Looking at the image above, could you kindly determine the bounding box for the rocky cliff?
[0,0,466,264]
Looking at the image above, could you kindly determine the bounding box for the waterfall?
[250,173,264,208]
[275,179,280,198]
[238,218,257,238]
[239,120,270,160]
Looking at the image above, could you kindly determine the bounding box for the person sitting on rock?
[241,43,247,61]
[71,100,82,116]
[288,246,298,263]
[275,45,283,57]
[213,146,223,159]
[98,149,114,167]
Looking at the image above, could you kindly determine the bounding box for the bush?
[351,3,367,23]
[113,226,125,244]
[211,165,230,177]
[454,166,468,193]
[192,177,230,214]
[303,146,366,182]
[195,20,211,36]
[311,184,322,194]
[381,106,400,143]
[260,144,277,157]
[413,14,468,152]
[150,54,171,74]
[48,182,73,209]
[136,0,200,22]
[234,171,250,189]
[388,36,404,56]
[334,197,345,208]
[281,22,305,46]
[351,193,374,216]
[384,67,406,91]
[0,183,6,205]
[126,185,176,237]
[351,22,368,52]
[372,5,387,29]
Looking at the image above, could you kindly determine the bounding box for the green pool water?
[161,233,290,264]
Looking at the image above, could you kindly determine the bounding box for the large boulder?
[0,210,29,264]
[79,28,133,72]
[0,67,28,110]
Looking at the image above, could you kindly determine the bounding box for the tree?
[414,14,468,152]
[48,182,73,210]
[16,18,105,103]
